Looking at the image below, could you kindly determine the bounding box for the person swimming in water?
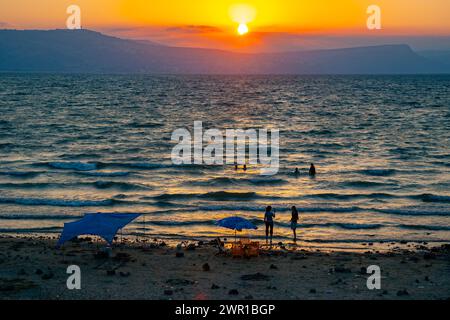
[290,206,299,242]
[309,163,316,176]
[264,206,275,244]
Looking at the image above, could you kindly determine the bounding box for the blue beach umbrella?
[216,216,257,242]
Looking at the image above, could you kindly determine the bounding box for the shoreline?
[2,232,448,253]
[0,235,449,300]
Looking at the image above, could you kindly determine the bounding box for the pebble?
[397,289,409,296]
[106,270,116,276]
[228,289,239,295]
[164,289,173,296]
[202,263,210,271]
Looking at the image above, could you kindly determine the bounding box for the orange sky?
[1,0,449,51]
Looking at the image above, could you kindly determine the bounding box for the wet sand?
[0,235,449,300]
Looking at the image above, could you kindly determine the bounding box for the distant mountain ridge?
[0,29,448,74]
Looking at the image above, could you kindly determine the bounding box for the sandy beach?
[0,235,449,300]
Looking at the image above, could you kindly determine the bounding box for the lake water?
[0,74,449,250]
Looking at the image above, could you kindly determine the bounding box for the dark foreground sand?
[0,236,449,300]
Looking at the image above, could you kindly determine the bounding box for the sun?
[237,23,249,35]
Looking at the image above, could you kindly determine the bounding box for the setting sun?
[237,23,249,35]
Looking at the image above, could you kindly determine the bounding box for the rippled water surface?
[0,74,449,249]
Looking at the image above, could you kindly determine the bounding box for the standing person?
[290,206,299,242]
[309,163,316,176]
[264,206,275,244]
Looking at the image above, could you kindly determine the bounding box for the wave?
[97,162,169,170]
[0,196,120,207]
[58,153,102,160]
[305,192,396,200]
[154,191,261,201]
[301,129,335,135]
[0,170,43,178]
[151,200,193,208]
[93,181,151,191]
[199,191,259,201]
[399,224,450,231]
[302,222,383,230]
[75,171,130,177]
[0,142,14,149]
[374,208,450,216]
[187,177,288,187]
[414,194,450,203]
[97,161,224,171]
[0,214,77,220]
[339,180,396,188]
[0,227,61,233]
[44,161,97,171]
[126,122,163,128]
[144,220,217,227]
[0,182,55,189]
[0,181,150,191]
[357,169,397,177]
[194,204,361,213]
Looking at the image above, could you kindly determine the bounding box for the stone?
[164,289,173,296]
[228,289,239,295]
[106,270,116,276]
[240,273,271,281]
[202,263,210,271]
[397,289,409,296]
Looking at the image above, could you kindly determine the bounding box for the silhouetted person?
[290,206,299,242]
[309,163,316,176]
[294,168,300,175]
[234,164,238,170]
[243,164,247,171]
[264,206,275,244]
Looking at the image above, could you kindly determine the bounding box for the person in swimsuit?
[290,206,299,242]
[264,206,275,244]
[309,163,316,176]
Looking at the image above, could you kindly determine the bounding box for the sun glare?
[237,23,249,35]
[230,3,256,36]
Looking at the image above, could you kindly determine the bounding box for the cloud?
[0,21,12,28]
[165,25,222,34]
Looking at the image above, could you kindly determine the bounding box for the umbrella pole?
[144,214,146,243]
